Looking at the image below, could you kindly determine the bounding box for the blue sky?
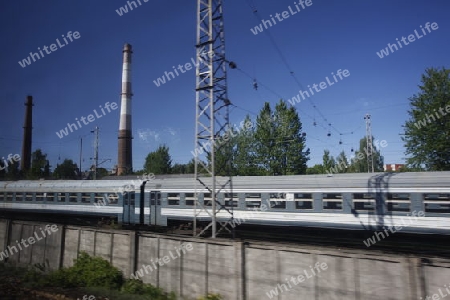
[0,0,449,172]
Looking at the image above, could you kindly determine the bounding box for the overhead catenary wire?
[244,0,346,137]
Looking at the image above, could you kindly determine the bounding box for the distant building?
[384,164,405,172]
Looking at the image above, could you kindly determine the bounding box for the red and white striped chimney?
[117,43,133,175]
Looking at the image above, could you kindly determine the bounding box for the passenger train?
[0,172,449,234]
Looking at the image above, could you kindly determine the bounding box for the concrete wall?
[1,219,450,300]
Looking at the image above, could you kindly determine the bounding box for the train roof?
[1,172,448,191]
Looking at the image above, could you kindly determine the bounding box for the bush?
[121,278,176,300]
[46,252,123,289]
[198,294,222,300]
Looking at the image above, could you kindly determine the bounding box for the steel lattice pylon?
[193,0,234,238]
[364,114,374,173]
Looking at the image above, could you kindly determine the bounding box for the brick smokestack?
[117,44,133,175]
[21,95,33,172]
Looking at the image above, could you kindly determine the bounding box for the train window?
[107,193,119,204]
[46,193,55,202]
[203,193,212,206]
[25,193,33,201]
[388,193,410,200]
[57,193,65,202]
[294,193,313,210]
[353,193,375,211]
[245,193,261,208]
[15,193,24,201]
[81,193,91,203]
[269,193,286,209]
[185,193,195,206]
[168,193,180,205]
[35,192,45,201]
[150,192,160,205]
[424,193,450,214]
[224,193,239,207]
[323,193,342,210]
[94,193,106,205]
[69,193,78,202]
[387,193,410,212]
[6,192,14,202]
[0,193,4,201]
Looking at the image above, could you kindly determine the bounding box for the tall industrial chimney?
[21,95,33,172]
[117,44,133,175]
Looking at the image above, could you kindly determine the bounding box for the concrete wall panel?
[111,233,132,277]
[358,258,407,300]
[182,241,207,298]
[79,230,95,255]
[246,247,278,300]
[63,228,80,267]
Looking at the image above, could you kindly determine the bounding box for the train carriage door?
[150,191,161,226]
[123,191,136,224]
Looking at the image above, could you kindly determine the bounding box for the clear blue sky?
[0,0,449,172]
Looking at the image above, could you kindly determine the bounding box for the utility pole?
[194,0,234,238]
[91,126,99,180]
[79,137,83,179]
[364,114,374,173]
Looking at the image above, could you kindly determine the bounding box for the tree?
[5,160,20,180]
[171,163,186,174]
[348,136,384,173]
[234,115,259,175]
[144,145,172,175]
[335,151,349,173]
[0,161,6,180]
[322,150,336,173]
[306,164,324,174]
[402,67,450,170]
[254,100,309,175]
[27,149,50,179]
[53,159,78,179]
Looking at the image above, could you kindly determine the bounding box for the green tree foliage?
[5,159,20,180]
[402,67,450,170]
[144,145,172,175]
[27,149,50,179]
[233,115,259,175]
[171,159,196,174]
[335,151,349,173]
[322,150,336,173]
[53,159,78,179]
[348,137,384,173]
[254,100,309,175]
[306,164,324,174]
[0,161,5,180]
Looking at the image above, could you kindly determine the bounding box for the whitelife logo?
[115,0,149,16]
[250,0,313,35]
[55,102,118,139]
[0,225,59,261]
[376,22,439,59]
[18,31,81,68]
[130,243,193,279]
[266,262,328,299]
[0,153,21,171]
[287,69,350,107]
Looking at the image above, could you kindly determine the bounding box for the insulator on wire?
[253,80,258,90]
[229,61,237,69]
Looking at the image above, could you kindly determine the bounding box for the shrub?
[46,252,123,289]
[198,294,222,300]
[121,278,176,299]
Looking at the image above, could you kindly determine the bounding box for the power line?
[244,0,345,137]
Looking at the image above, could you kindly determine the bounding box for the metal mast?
[194,0,233,238]
[92,126,99,180]
[364,114,374,173]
